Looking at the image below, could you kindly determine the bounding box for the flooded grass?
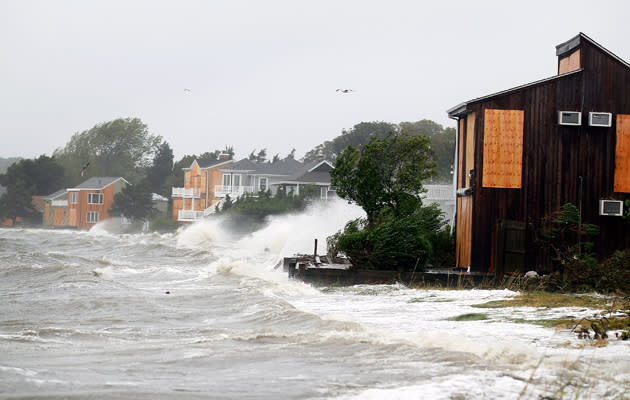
[471,292,610,309]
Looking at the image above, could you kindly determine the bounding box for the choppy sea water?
[1,200,629,399]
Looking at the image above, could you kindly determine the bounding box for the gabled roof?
[221,158,303,176]
[276,160,334,185]
[447,33,630,119]
[69,177,129,190]
[186,158,233,170]
[44,189,67,200]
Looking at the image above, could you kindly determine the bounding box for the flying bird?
[184,88,192,92]
[336,89,355,93]
[80,162,90,177]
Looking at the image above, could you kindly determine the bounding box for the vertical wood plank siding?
[461,38,630,271]
[614,115,630,192]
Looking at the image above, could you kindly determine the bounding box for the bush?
[329,203,446,271]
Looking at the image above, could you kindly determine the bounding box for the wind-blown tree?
[108,180,155,223]
[331,131,436,227]
[303,121,398,163]
[0,155,66,224]
[146,142,174,196]
[305,119,455,182]
[400,120,456,182]
[248,149,267,163]
[328,132,444,271]
[54,118,162,185]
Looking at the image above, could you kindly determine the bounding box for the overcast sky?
[2,0,629,161]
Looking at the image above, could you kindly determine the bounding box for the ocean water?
[1,199,629,399]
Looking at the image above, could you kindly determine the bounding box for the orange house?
[67,177,129,230]
[171,156,234,223]
[43,189,68,227]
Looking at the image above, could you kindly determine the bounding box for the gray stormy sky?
[1,0,629,161]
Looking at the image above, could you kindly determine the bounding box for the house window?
[86,211,99,224]
[222,174,231,187]
[70,192,78,204]
[233,174,241,187]
[259,177,267,191]
[88,193,104,204]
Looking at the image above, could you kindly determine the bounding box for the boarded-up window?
[559,49,580,74]
[456,196,472,268]
[614,114,630,193]
[482,109,524,189]
[53,208,65,225]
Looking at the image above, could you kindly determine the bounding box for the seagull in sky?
[336,89,355,93]
[80,162,90,177]
[184,88,192,92]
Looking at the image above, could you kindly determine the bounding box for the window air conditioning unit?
[599,200,623,216]
[558,111,581,126]
[589,112,612,127]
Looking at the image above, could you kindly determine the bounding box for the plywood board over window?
[482,109,525,189]
[614,114,630,193]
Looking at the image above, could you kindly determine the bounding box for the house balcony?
[214,185,255,198]
[51,200,68,207]
[172,187,201,198]
[178,209,204,221]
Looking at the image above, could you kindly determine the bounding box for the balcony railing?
[178,210,204,221]
[51,199,68,207]
[172,187,201,198]
[214,185,255,197]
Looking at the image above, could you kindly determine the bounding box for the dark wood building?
[447,33,630,274]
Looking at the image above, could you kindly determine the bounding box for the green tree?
[54,118,162,185]
[304,121,398,162]
[248,149,267,163]
[108,180,155,223]
[0,155,66,225]
[331,132,436,227]
[0,180,38,225]
[146,142,174,196]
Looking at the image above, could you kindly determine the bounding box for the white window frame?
[259,177,267,191]
[88,193,104,204]
[222,174,231,187]
[70,192,78,204]
[233,174,241,187]
[86,211,99,224]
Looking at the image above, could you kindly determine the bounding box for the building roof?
[44,188,67,200]
[152,193,168,202]
[188,158,233,169]
[221,157,303,176]
[276,160,333,185]
[447,33,630,119]
[69,177,129,190]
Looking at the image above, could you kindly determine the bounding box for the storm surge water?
[1,199,629,399]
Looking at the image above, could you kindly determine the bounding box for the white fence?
[214,185,255,197]
[178,210,204,221]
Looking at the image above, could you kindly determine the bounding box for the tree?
[248,149,267,163]
[331,132,436,227]
[0,179,38,225]
[108,180,155,223]
[146,142,174,196]
[304,121,398,162]
[54,118,162,185]
[0,155,66,225]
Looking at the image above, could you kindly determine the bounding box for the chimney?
[219,153,231,161]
